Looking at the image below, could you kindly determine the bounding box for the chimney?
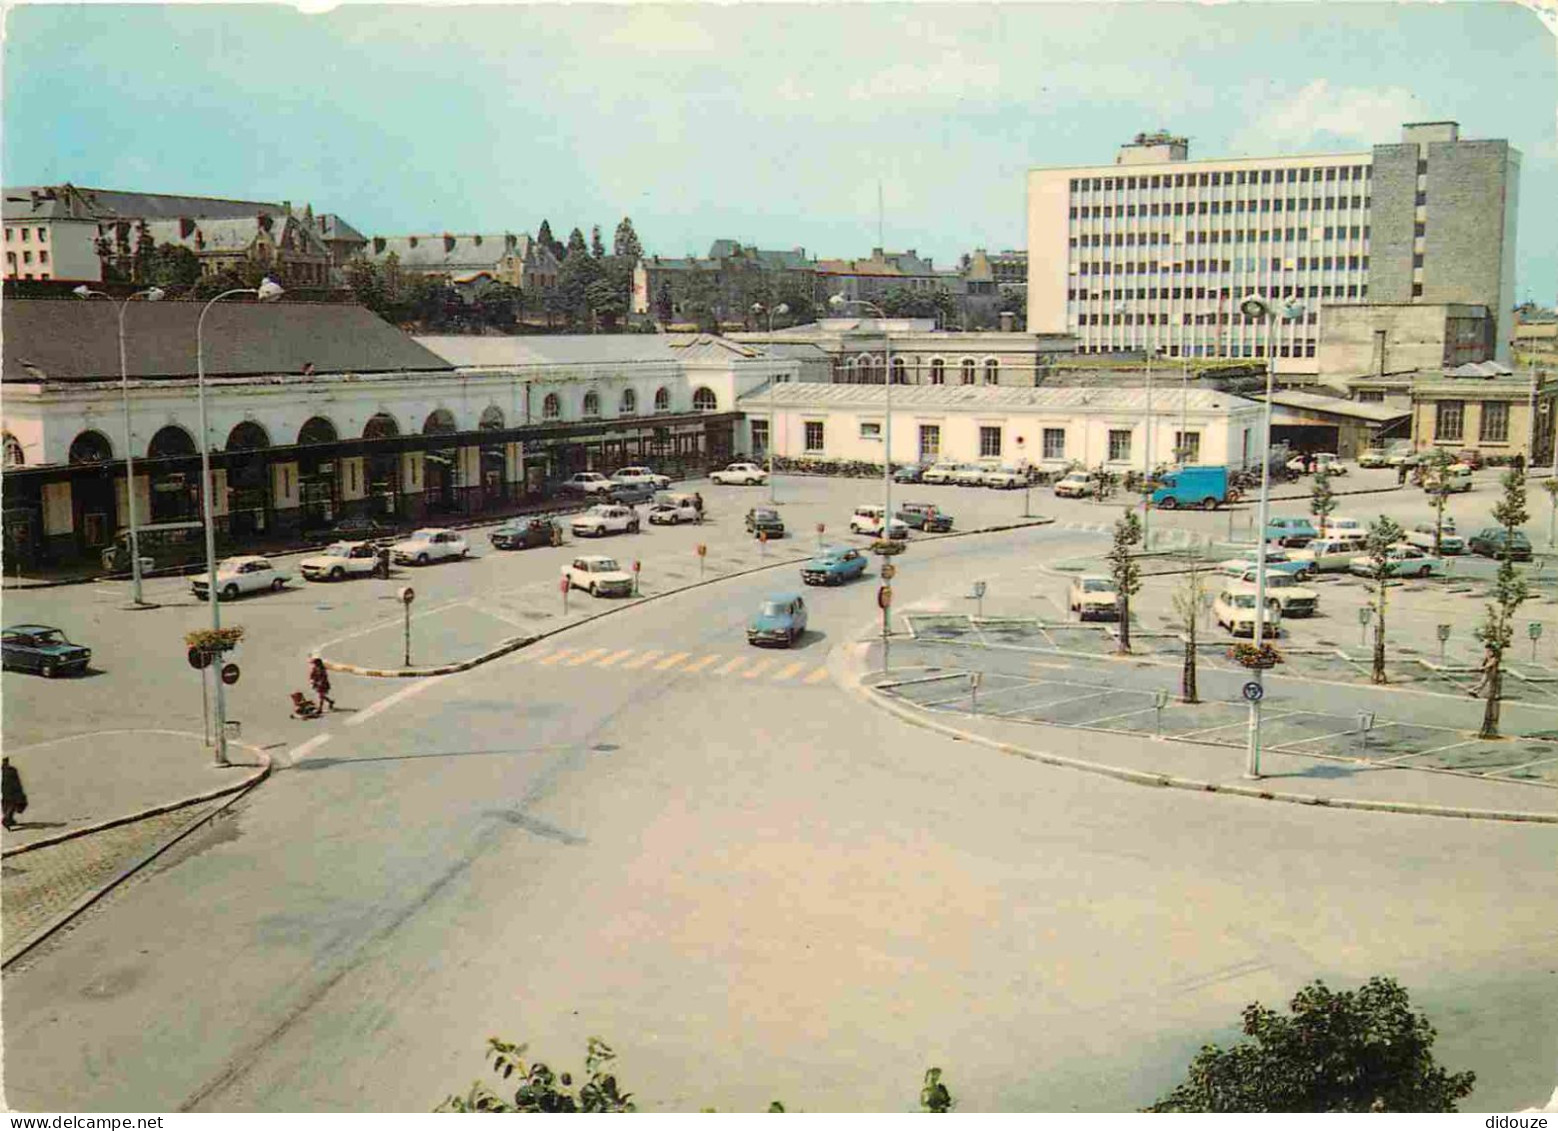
[505,233,516,252]
[179,217,195,240]
[373,236,386,255]
[257,212,274,233]
[409,236,418,249]
[999,312,1016,332]
[444,234,456,254]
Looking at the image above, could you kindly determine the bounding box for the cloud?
[1238,79,1426,151]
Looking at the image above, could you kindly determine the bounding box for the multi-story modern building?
[1027,123,1520,374]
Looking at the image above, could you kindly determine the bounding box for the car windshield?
[1229,594,1258,608]
[761,601,791,617]
[1082,579,1113,592]
[30,629,64,645]
[754,510,777,520]
[324,543,352,556]
[594,559,620,571]
[217,558,247,570]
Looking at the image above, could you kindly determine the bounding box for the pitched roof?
[2,300,451,382]
[1264,390,1410,424]
[4,185,288,221]
[734,383,1259,414]
[362,233,529,272]
[417,333,771,368]
[315,213,366,243]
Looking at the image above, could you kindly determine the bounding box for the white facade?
[2,217,99,282]
[735,383,1263,472]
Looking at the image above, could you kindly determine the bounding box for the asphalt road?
[4,521,1556,1113]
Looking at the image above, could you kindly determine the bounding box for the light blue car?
[747,593,809,647]
[800,546,868,587]
[1218,548,1315,581]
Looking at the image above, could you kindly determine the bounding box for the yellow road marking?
[622,650,663,670]
[742,659,772,679]
[773,660,807,681]
[566,647,609,667]
[804,668,829,685]
[537,650,573,666]
[654,651,691,671]
[596,649,635,668]
[682,654,721,674]
[715,656,749,675]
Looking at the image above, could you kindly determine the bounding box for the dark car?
[745,507,785,538]
[892,463,927,484]
[1468,527,1533,561]
[607,482,657,506]
[305,515,397,546]
[2,624,92,677]
[490,518,563,550]
[896,501,953,532]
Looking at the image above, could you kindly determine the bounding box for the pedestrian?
[693,492,704,523]
[376,546,391,578]
[1514,452,1526,474]
[309,657,336,712]
[1396,462,1408,486]
[2,756,27,830]
[1468,645,1497,698]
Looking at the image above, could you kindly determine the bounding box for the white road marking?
[803,668,830,685]
[286,733,333,765]
[345,676,448,728]
[305,598,471,655]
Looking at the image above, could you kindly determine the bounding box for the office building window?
[1174,431,1201,463]
[1412,283,1424,297]
[1479,401,1509,443]
[960,359,976,385]
[1435,400,1464,442]
[979,426,1002,459]
[919,425,940,459]
[1108,429,1133,463]
[1042,428,1066,461]
[983,359,999,385]
[804,421,825,453]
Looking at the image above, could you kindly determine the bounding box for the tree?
[142,243,202,289]
[1172,543,1209,702]
[131,220,156,284]
[1147,976,1476,1112]
[345,257,389,316]
[1309,467,1336,539]
[565,227,589,258]
[590,225,606,259]
[1473,469,1531,738]
[557,243,601,331]
[537,219,564,264]
[1108,509,1143,654]
[1360,515,1406,684]
[1421,447,1457,555]
[612,217,643,261]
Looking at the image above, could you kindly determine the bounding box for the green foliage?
[537,219,565,264]
[613,217,644,261]
[590,225,606,259]
[879,286,957,325]
[920,1067,953,1113]
[141,243,202,288]
[1362,515,1406,684]
[1474,469,1532,737]
[1146,976,1475,1112]
[1421,449,1457,554]
[1308,468,1336,538]
[565,227,589,257]
[1172,546,1208,702]
[185,625,244,653]
[1108,509,1143,653]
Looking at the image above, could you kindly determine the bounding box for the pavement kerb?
[1,743,273,859]
[828,637,1558,825]
[318,515,1058,678]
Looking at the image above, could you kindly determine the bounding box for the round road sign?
[877,585,893,609]
[398,586,416,605]
[187,647,213,671]
[220,662,240,686]
[1241,680,1264,703]
[696,543,707,557]
[881,562,897,580]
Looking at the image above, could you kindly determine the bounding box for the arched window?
[147,425,197,459]
[479,406,505,431]
[890,357,907,385]
[654,387,670,413]
[2,432,23,468]
[842,357,858,383]
[983,358,1000,385]
[363,412,400,440]
[960,359,976,385]
[930,358,945,385]
[873,356,887,384]
[68,429,114,464]
[542,393,561,420]
[225,421,271,450]
[298,416,338,446]
[620,388,637,415]
[692,387,717,412]
[423,409,458,435]
[582,391,601,417]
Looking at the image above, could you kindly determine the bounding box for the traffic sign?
[187,647,213,670]
[1241,680,1264,703]
[881,562,897,580]
[816,522,825,534]
[696,543,707,557]
[220,662,240,686]
[398,586,416,605]
[559,575,570,593]
[877,585,893,609]
[632,560,641,573]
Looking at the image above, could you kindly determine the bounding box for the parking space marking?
[536,649,574,666]
[715,656,749,675]
[1376,738,1478,765]
[653,651,691,671]
[681,654,721,674]
[286,733,333,765]
[773,660,807,681]
[988,687,1117,719]
[1073,704,1160,728]
[804,668,830,685]
[596,649,635,668]
[622,650,664,670]
[742,658,773,679]
[346,675,448,728]
[1490,753,1558,778]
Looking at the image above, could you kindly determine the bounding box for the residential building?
[632,240,816,324]
[1316,302,1493,389]
[733,382,1264,473]
[1346,360,1556,463]
[311,213,369,281]
[142,209,332,289]
[2,187,99,282]
[1027,122,1521,373]
[814,247,948,305]
[358,233,560,294]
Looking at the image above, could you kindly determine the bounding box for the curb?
[320,516,1058,678]
[1,744,273,858]
[833,642,1558,825]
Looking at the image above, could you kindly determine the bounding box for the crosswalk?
[512,643,831,685]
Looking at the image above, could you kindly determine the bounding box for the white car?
[647,500,700,525]
[950,464,988,487]
[191,555,290,601]
[561,471,615,496]
[981,465,1027,489]
[1217,548,1313,580]
[1327,516,1366,538]
[1053,471,1094,498]
[299,541,381,581]
[710,462,768,486]
[610,466,671,491]
[1348,545,1445,579]
[1067,574,1119,621]
[849,505,909,539]
[1229,570,1318,616]
[1406,523,1466,554]
[391,528,469,565]
[561,555,634,598]
[920,463,961,485]
[1290,535,1369,572]
[1213,589,1283,638]
[571,504,640,537]
[1285,452,1348,475]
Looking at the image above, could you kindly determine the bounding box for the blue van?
[1151,466,1232,510]
[1265,517,1318,547]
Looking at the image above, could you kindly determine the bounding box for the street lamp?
[752,301,790,504]
[829,293,894,524]
[1116,301,1154,546]
[73,284,166,608]
[1238,293,1304,779]
[198,277,284,765]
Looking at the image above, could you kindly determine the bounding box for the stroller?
[290,691,323,720]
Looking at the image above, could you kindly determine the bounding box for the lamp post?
[829,294,893,522]
[197,278,285,766]
[752,301,789,504]
[1238,293,1303,779]
[72,284,166,607]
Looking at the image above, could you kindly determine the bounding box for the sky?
[4,1,1555,302]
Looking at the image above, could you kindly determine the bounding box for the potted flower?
[1228,641,1283,669]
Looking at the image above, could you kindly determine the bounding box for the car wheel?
[330,566,345,581]
[42,662,56,679]
[272,578,285,592]
[589,583,598,597]
[222,583,239,601]
[417,552,429,564]
[1202,497,1219,511]
[629,522,640,533]
[1418,565,1432,578]
[1159,496,1178,510]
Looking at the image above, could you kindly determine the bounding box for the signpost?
[816,522,826,552]
[1357,604,1374,647]
[1241,680,1264,703]
[399,586,416,666]
[759,529,769,558]
[879,583,893,673]
[1529,620,1544,663]
[559,573,569,614]
[1437,623,1452,666]
[1153,687,1169,737]
[1355,709,1377,756]
[969,670,982,715]
[632,559,641,597]
[969,579,987,619]
[220,662,240,686]
[881,561,896,581]
[696,542,707,580]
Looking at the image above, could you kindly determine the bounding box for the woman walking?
[2,757,28,830]
[309,657,336,713]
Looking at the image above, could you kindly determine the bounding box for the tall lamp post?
[72,284,166,608]
[829,294,894,521]
[1238,293,1304,779]
[198,278,285,765]
[751,301,789,504]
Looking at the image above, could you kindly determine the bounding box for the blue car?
[800,546,868,586]
[746,593,809,647]
[2,624,92,677]
[1218,548,1315,581]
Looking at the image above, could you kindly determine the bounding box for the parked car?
[1290,534,1369,572]
[561,554,634,597]
[895,502,953,532]
[892,463,928,484]
[192,555,291,599]
[1214,589,1283,638]
[299,540,382,581]
[1327,516,1367,538]
[849,504,909,539]
[610,466,671,491]
[647,499,700,525]
[100,519,205,573]
[921,463,961,486]
[2,624,91,677]
[801,546,868,586]
[303,514,397,547]
[490,518,563,550]
[1053,470,1094,498]
[391,528,469,565]
[1453,449,1485,471]
[1467,527,1534,562]
[1285,452,1347,475]
[981,464,1027,489]
[571,505,640,537]
[560,471,615,496]
[1229,570,1319,617]
[1348,545,1446,579]
[1357,448,1390,469]
[711,462,768,486]
[951,464,988,487]
[1385,441,1418,467]
[1421,464,1473,494]
[745,507,786,537]
[1067,574,1119,621]
[1217,548,1314,581]
[607,482,657,506]
[1265,516,1318,547]
[746,593,809,647]
[1406,523,1465,555]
